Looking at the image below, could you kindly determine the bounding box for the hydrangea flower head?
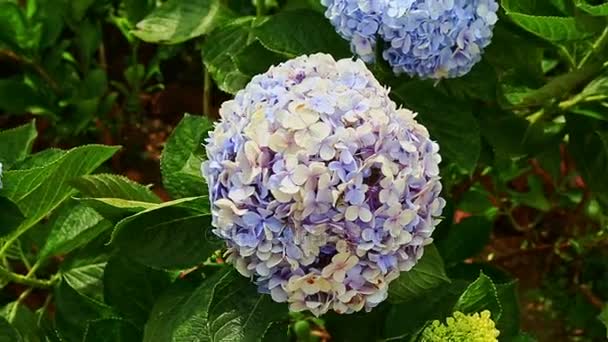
[321,0,499,79]
[0,162,3,189]
[420,311,500,342]
[202,53,444,315]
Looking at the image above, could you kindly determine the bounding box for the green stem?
[0,266,57,289]
[26,259,43,278]
[579,25,608,69]
[203,67,211,116]
[558,45,576,70]
[0,226,24,260]
[18,242,31,272]
[37,293,53,326]
[0,49,61,94]
[255,0,265,17]
[8,288,33,322]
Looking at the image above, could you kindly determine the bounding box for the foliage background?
[1,0,608,341]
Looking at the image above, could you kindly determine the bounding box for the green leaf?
[69,0,96,22]
[38,203,112,261]
[392,81,480,172]
[54,278,116,342]
[202,17,263,94]
[577,1,608,16]
[0,121,37,169]
[104,255,175,326]
[1,145,119,238]
[111,197,221,269]
[77,198,159,220]
[71,174,160,203]
[0,78,52,115]
[1,301,41,342]
[0,197,24,237]
[143,269,287,342]
[453,273,502,320]
[75,19,101,69]
[508,175,551,211]
[161,114,213,199]
[495,281,521,339]
[520,63,602,108]
[133,0,233,44]
[479,110,529,157]
[232,40,284,76]
[83,318,142,342]
[0,2,31,51]
[12,148,65,170]
[502,0,595,41]
[436,216,493,265]
[260,321,289,342]
[0,317,20,342]
[600,305,608,338]
[388,245,450,303]
[384,280,469,340]
[62,261,106,302]
[124,0,156,23]
[324,305,388,342]
[254,9,351,58]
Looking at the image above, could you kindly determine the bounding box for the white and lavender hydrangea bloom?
[0,162,3,189]
[202,54,445,316]
[321,0,499,79]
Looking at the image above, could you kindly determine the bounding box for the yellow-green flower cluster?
[420,311,500,342]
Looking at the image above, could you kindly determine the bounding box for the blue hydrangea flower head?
[202,53,444,315]
[322,0,499,79]
[420,311,500,341]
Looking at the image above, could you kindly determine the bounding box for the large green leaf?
[143,269,288,342]
[110,197,221,269]
[384,280,469,340]
[38,203,112,261]
[1,145,119,238]
[12,149,65,170]
[161,114,213,199]
[577,1,608,16]
[0,197,24,237]
[132,0,233,44]
[600,305,608,338]
[1,301,41,342]
[77,198,159,221]
[392,81,480,172]
[124,0,156,24]
[71,174,160,203]
[0,317,19,342]
[0,2,32,52]
[437,216,493,265]
[82,319,142,342]
[54,278,116,342]
[388,245,451,303]
[104,255,175,326]
[254,9,351,58]
[453,273,502,320]
[0,121,37,169]
[62,261,107,302]
[323,305,389,342]
[502,0,594,41]
[202,17,263,94]
[495,281,521,339]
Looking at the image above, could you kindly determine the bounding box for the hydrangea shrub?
[202,53,445,315]
[321,0,499,79]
